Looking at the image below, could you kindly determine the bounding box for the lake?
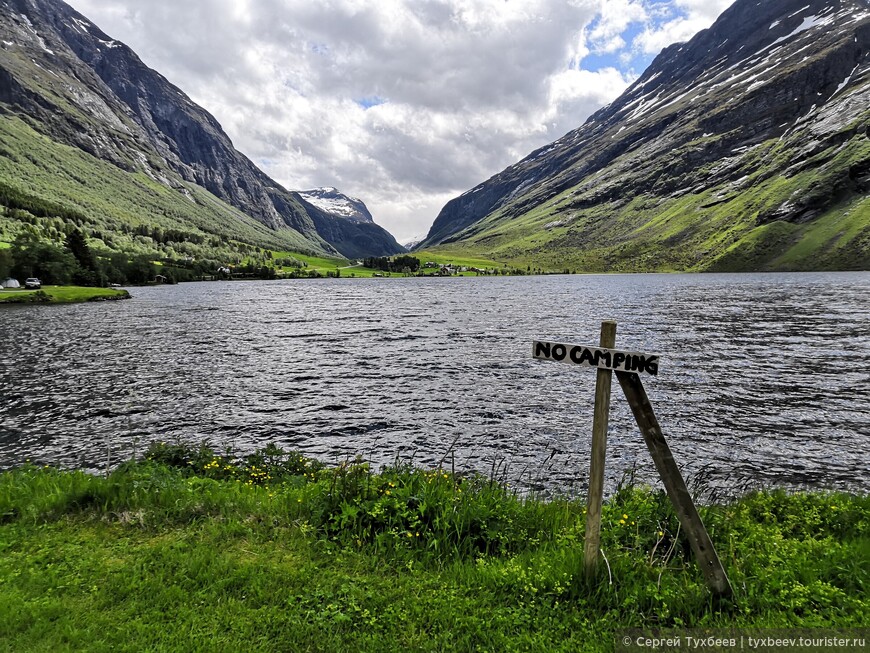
[1,272,868,497]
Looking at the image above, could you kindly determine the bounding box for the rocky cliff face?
[418,0,870,272]
[0,0,402,258]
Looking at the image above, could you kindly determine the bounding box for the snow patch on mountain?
[298,187,374,223]
[71,18,91,33]
[19,12,53,54]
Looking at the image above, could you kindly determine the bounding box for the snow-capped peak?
[298,187,374,223]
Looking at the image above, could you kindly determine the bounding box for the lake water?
[1,272,868,497]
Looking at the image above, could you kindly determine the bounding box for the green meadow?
[1,443,866,652]
[271,250,508,278]
[270,251,384,278]
[0,285,130,304]
[412,250,502,270]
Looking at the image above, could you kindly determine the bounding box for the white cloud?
[633,0,736,55]
[675,0,735,24]
[586,0,648,53]
[548,66,637,127]
[64,0,734,242]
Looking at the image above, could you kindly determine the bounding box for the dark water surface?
[1,272,868,496]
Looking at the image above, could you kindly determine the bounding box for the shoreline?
[1,443,867,651]
[0,285,131,304]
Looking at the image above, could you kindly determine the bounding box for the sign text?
[532,340,660,376]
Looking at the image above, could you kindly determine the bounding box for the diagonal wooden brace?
[615,370,733,598]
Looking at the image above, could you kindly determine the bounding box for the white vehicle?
[24,278,41,290]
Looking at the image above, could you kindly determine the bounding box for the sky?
[64,0,735,243]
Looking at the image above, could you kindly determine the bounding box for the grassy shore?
[0,285,130,304]
[0,443,866,652]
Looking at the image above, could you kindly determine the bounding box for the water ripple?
[1,272,868,496]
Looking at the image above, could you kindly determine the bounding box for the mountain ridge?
[0,0,404,260]
[417,0,870,272]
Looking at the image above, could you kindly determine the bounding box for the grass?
[0,443,866,652]
[272,251,351,269]
[412,250,502,270]
[0,285,130,304]
[270,251,386,278]
[271,250,505,278]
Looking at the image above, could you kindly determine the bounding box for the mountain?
[401,235,427,250]
[298,187,376,224]
[0,0,401,261]
[297,187,405,258]
[417,0,870,272]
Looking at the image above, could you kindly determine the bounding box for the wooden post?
[583,320,617,578]
[615,370,733,597]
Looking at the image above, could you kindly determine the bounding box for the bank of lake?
[0,443,866,652]
[0,285,130,304]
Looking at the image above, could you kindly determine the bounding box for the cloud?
[64,0,733,242]
[585,0,648,54]
[633,0,736,56]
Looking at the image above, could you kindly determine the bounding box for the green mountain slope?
[418,0,870,272]
[0,0,403,262]
[0,115,318,261]
[435,116,870,272]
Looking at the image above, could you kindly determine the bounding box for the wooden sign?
[532,340,660,376]
[531,324,733,598]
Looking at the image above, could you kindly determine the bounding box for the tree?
[102,253,130,285]
[125,257,157,285]
[10,232,41,278]
[364,255,420,273]
[65,228,105,286]
[393,255,420,272]
[0,248,12,279]
[10,232,77,284]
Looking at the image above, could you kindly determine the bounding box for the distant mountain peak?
[298,187,374,224]
[295,186,406,257]
[402,235,426,250]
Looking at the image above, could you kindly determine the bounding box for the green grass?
[768,197,870,271]
[272,251,350,269]
[0,285,130,304]
[412,250,501,269]
[0,443,866,652]
[402,249,516,276]
[270,251,384,278]
[270,250,502,278]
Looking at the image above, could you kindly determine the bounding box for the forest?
[363,255,421,273]
[0,227,249,286]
